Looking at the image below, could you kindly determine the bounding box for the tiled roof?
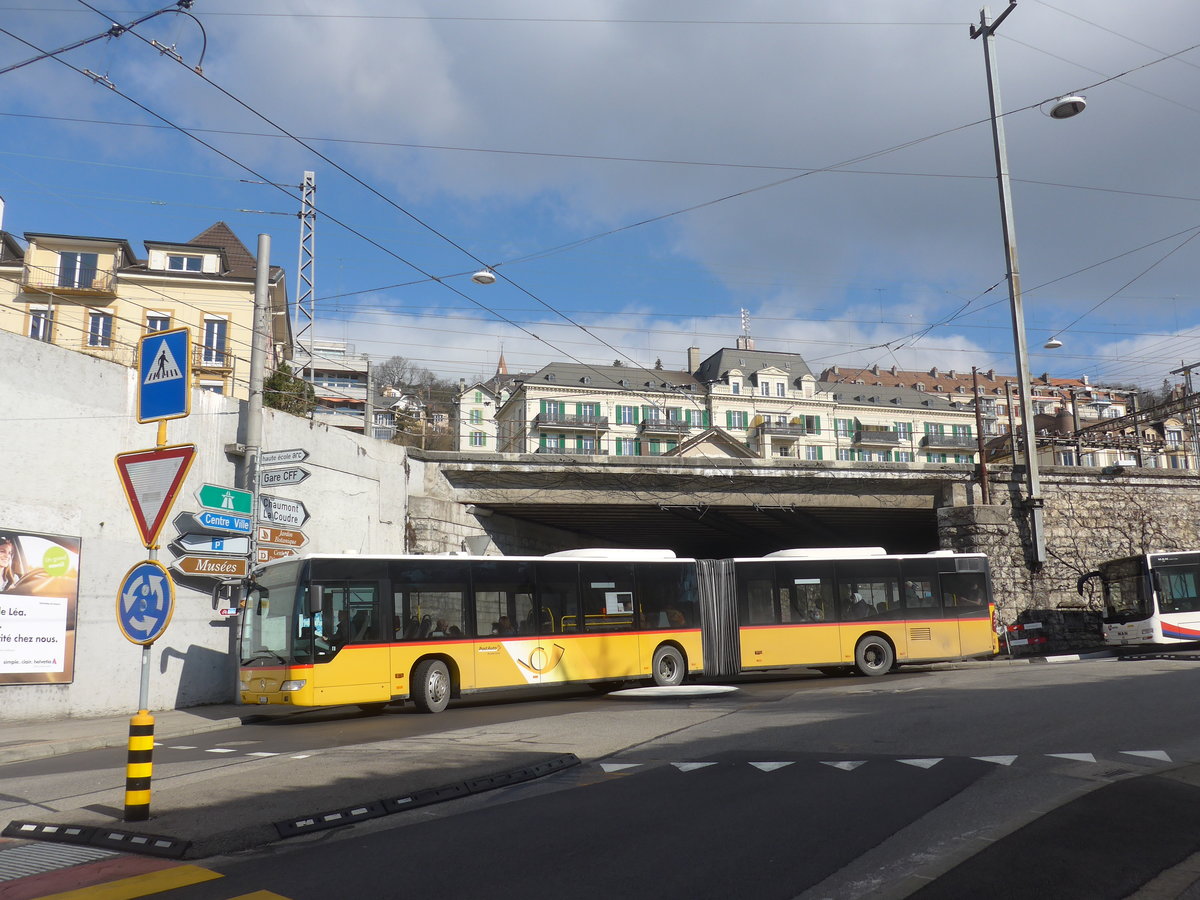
[694,348,814,383]
[819,365,1128,400]
[188,221,257,278]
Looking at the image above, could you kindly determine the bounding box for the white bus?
[1080,551,1200,645]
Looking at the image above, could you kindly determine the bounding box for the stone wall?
[939,465,1200,627]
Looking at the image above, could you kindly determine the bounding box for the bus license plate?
[258,696,268,704]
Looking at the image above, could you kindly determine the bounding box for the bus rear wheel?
[651,645,686,687]
[412,659,451,713]
[854,635,894,677]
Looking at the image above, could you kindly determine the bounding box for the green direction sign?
[196,483,253,516]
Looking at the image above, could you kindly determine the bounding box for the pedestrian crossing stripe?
[899,758,943,769]
[143,340,183,384]
[1047,753,1096,763]
[1121,750,1172,762]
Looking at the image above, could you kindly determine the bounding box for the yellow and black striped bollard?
[123,709,155,821]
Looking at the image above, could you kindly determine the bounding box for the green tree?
[263,363,316,416]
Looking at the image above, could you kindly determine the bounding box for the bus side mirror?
[1076,571,1100,596]
[212,580,244,610]
[308,584,324,616]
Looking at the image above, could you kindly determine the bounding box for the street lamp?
[970,1,1084,565]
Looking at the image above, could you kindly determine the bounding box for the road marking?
[672,762,718,772]
[749,762,794,772]
[973,755,1018,766]
[26,863,221,899]
[1047,753,1097,763]
[0,843,115,881]
[898,758,943,769]
[228,892,293,899]
[600,763,641,773]
[1121,750,1172,762]
[167,745,196,750]
[821,761,867,771]
[247,751,280,757]
[205,748,237,754]
[291,754,311,759]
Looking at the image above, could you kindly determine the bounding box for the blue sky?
[2,1,1199,389]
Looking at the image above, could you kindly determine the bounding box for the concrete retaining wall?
[0,331,408,720]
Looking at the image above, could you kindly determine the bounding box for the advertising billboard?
[0,528,81,684]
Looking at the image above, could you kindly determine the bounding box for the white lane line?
[749,762,795,772]
[166,745,196,750]
[1121,750,1172,762]
[247,751,280,757]
[673,762,718,772]
[205,748,237,754]
[1047,753,1096,763]
[821,761,867,771]
[291,754,311,759]
[972,755,1018,766]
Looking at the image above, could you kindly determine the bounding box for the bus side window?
[578,562,635,632]
[535,563,579,635]
[941,573,987,617]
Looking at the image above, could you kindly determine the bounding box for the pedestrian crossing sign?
[138,328,191,423]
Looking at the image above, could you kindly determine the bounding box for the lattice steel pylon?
[293,171,316,380]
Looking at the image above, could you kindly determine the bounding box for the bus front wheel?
[412,659,451,713]
[854,635,894,677]
[651,645,686,687]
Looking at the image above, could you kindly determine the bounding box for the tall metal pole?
[972,367,991,504]
[972,3,1045,565]
[247,234,271,566]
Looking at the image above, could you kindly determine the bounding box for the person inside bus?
[845,591,870,620]
[495,615,515,635]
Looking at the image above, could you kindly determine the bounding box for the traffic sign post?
[172,555,249,578]
[196,484,253,516]
[196,511,253,534]
[137,328,191,424]
[256,546,296,564]
[115,445,197,548]
[175,533,250,555]
[259,494,310,527]
[260,448,308,467]
[259,466,310,488]
[115,559,176,824]
[256,525,308,548]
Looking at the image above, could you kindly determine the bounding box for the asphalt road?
[5,658,1200,899]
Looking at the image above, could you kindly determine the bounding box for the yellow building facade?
[0,222,289,399]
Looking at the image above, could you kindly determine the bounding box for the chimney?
[736,335,755,351]
[687,346,701,373]
[0,194,5,233]
[1081,374,1089,385]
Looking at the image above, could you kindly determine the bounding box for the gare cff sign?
[173,555,249,578]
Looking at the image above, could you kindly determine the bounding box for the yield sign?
[115,444,197,548]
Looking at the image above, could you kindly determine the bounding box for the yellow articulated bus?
[237,547,996,713]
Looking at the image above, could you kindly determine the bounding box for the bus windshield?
[1098,557,1151,622]
[240,561,304,667]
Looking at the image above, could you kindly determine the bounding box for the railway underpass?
[419,452,977,559]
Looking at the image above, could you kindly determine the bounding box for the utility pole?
[972,2,1045,565]
[972,367,990,504]
[245,235,271,567]
[1170,361,1200,468]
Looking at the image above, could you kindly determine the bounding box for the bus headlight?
[280,680,307,692]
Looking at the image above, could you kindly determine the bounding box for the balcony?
[920,433,978,450]
[22,267,117,297]
[535,445,605,456]
[758,423,808,440]
[638,418,691,436]
[194,342,235,372]
[535,412,609,431]
[854,429,903,446]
